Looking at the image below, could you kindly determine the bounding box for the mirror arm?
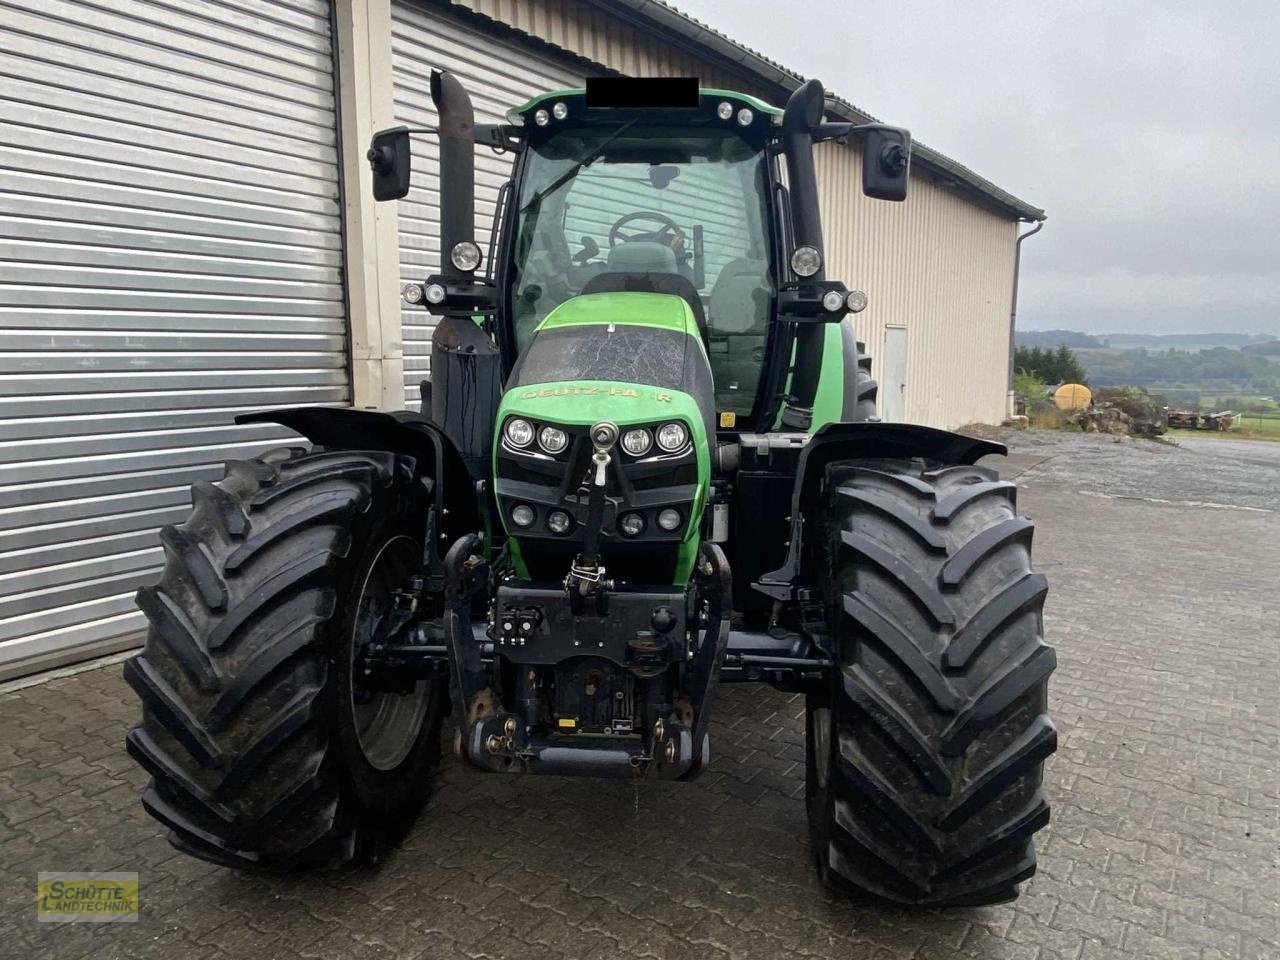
[813,122,854,143]
[475,123,524,153]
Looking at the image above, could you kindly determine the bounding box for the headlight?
[716,101,733,120]
[450,240,482,273]
[736,108,753,126]
[400,282,423,304]
[547,510,572,534]
[552,101,569,120]
[504,418,534,448]
[510,504,535,528]
[845,289,868,313]
[621,428,652,456]
[538,425,568,454]
[822,289,846,312]
[534,108,549,126]
[655,422,688,452]
[657,508,682,532]
[424,282,446,304]
[619,513,645,537]
[790,245,822,277]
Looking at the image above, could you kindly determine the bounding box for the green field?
[1234,415,1280,437]
[1174,414,1280,441]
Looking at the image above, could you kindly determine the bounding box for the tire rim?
[349,534,432,771]
[813,706,832,790]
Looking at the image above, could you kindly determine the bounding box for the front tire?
[124,447,445,870]
[807,459,1056,906]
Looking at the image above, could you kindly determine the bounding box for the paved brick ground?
[2,440,1277,959]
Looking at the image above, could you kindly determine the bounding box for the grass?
[1232,415,1280,440]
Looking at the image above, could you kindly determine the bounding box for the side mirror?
[861,125,911,202]
[367,126,411,201]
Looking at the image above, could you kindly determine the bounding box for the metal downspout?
[1007,220,1045,404]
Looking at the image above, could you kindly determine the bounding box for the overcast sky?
[671,0,1279,336]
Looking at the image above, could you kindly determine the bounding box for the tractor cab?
[369,75,913,440]
[504,89,780,421]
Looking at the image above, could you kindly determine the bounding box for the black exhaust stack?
[779,80,827,431]
[430,70,476,282]
[426,71,499,478]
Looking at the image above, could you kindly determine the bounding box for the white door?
[882,326,908,422]
[0,0,348,680]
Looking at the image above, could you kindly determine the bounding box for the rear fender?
[754,422,1005,601]
[236,407,485,569]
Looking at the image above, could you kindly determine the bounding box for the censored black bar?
[585,77,700,109]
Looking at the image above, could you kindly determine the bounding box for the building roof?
[597,0,1046,222]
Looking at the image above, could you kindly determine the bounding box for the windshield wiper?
[520,120,638,214]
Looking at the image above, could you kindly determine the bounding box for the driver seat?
[604,241,678,274]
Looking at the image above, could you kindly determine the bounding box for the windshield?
[510,125,775,416]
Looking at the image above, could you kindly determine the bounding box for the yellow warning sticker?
[557,717,577,729]
[719,411,736,428]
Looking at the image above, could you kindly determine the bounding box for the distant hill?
[1242,340,1280,356]
[1014,329,1104,348]
[1016,330,1276,351]
[1099,333,1274,349]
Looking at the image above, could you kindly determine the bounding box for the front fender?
[236,406,484,552]
[754,422,1005,601]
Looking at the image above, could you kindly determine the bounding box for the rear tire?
[806,459,1055,906]
[124,447,445,871]
[851,340,878,421]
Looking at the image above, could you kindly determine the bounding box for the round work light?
[538,425,568,454]
[657,508,682,532]
[790,245,822,277]
[655,422,688,452]
[619,513,645,537]
[450,240,482,273]
[621,428,653,456]
[504,418,534,448]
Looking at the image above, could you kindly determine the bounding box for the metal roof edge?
[592,0,1046,222]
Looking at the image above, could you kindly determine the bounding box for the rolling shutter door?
[390,2,588,405]
[0,0,349,679]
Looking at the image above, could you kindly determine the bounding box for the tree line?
[1013,345,1089,385]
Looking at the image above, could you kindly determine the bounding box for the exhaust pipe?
[430,70,476,279]
[780,79,827,431]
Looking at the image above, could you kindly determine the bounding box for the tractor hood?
[505,291,714,437]
[493,291,714,584]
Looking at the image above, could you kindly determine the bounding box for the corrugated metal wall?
[450,0,1019,429]
[454,0,774,99]
[390,1,587,406]
[816,141,1017,427]
[0,0,348,679]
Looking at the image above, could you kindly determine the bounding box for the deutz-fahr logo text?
[519,385,673,402]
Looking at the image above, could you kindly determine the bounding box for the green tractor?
[125,74,1055,907]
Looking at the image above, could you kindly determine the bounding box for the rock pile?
[1069,393,1167,438]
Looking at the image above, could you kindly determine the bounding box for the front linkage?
[445,535,731,779]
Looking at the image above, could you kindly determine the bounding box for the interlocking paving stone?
[1,433,1277,959]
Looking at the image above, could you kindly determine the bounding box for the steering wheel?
[608,211,682,248]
